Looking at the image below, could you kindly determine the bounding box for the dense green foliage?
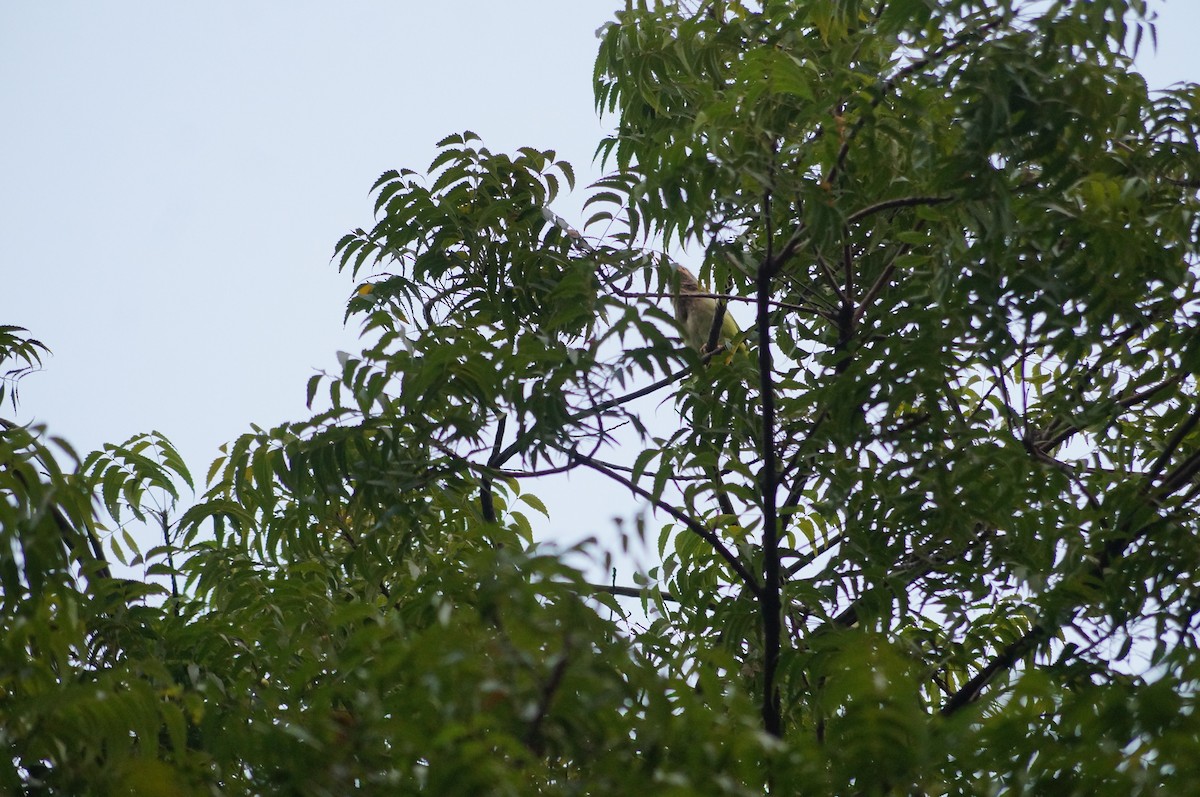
[4,1,1200,793]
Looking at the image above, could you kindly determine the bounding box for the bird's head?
[675,264,702,294]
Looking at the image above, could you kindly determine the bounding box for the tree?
[4,0,1200,793]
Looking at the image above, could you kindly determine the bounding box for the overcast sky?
[3,2,1198,575]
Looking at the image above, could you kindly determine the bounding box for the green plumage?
[671,265,742,353]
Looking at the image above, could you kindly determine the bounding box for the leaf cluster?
[6,1,1200,794]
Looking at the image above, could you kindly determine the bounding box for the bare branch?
[563,447,762,597]
[582,582,680,603]
[845,195,954,224]
[1,418,112,582]
[758,181,784,738]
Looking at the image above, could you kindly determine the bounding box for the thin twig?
[583,582,680,603]
[1,418,112,582]
[564,447,762,596]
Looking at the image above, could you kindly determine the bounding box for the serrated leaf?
[518,493,550,518]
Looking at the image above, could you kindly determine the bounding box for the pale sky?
[3,2,1198,573]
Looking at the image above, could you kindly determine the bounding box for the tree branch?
[488,362,695,469]
[582,581,680,603]
[822,15,1006,188]
[845,195,954,225]
[616,287,831,319]
[705,296,732,354]
[479,415,507,524]
[940,625,1047,716]
[758,183,783,738]
[1,418,112,582]
[1144,403,1200,490]
[943,405,1200,714]
[563,447,762,597]
[807,523,996,637]
[852,230,921,326]
[524,648,571,757]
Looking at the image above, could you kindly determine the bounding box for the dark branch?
[488,363,696,470]
[940,625,1047,715]
[845,195,954,224]
[758,182,784,738]
[563,447,762,597]
[823,15,1006,188]
[479,415,507,523]
[524,649,571,756]
[1,418,112,582]
[944,406,1200,714]
[852,231,921,326]
[583,581,680,603]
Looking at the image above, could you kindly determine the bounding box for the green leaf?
[517,492,549,518]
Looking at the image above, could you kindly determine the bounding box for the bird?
[672,265,743,355]
[540,208,744,354]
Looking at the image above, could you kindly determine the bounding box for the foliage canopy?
[4,1,1200,793]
